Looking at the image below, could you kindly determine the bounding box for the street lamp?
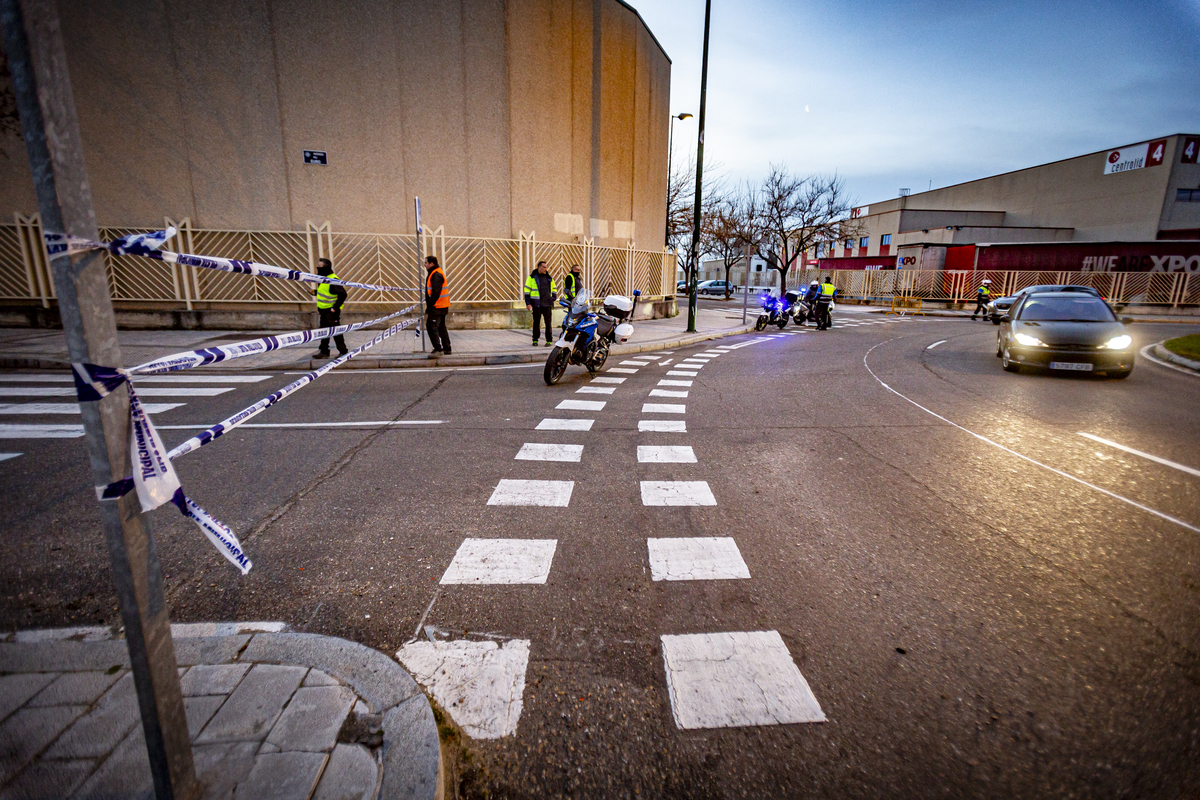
[666,112,693,248]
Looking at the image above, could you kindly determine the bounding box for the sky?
[632,0,1200,208]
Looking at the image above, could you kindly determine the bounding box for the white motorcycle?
[544,290,637,384]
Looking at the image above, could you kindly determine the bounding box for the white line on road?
[536,418,593,431]
[639,420,686,432]
[619,360,651,366]
[0,374,272,383]
[556,399,606,411]
[637,445,696,463]
[0,402,184,415]
[154,421,443,429]
[287,363,542,375]
[590,376,626,384]
[0,386,233,397]
[1139,343,1200,378]
[440,539,558,584]
[640,480,716,506]
[0,424,84,438]
[607,368,638,374]
[515,443,583,462]
[575,386,614,395]
[926,340,947,349]
[642,403,685,414]
[0,453,21,462]
[647,537,749,581]
[648,389,688,398]
[488,479,574,507]
[657,379,693,387]
[666,370,698,377]
[1077,432,1200,478]
[863,339,1200,534]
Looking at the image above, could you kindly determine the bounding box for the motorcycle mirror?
[633,290,641,297]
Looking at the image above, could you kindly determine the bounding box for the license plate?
[1050,361,1093,371]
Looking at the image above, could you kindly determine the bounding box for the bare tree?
[667,158,725,287]
[702,187,758,299]
[752,165,859,294]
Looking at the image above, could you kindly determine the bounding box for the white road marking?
[648,389,688,398]
[640,480,716,506]
[515,443,583,462]
[440,539,558,584]
[657,379,692,387]
[556,399,605,411]
[396,639,530,739]
[660,359,674,366]
[642,403,685,414]
[639,420,686,432]
[666,371,698,377]
[0,402,184,415]
[1077,432,1200,478]
[637,445,696,463]
[926,340,947,349]
[0,386,233,397]
[638,355,662,360]
[660,631,826,730]
[619,360,651,366]
[0,424,84,438]
[488,479,574,506]
[575,386,614,395]
[659,351,676,354]
[863,340,1200,534]
[1139,342,1200,377]
[590,376,626,384]
[647,537,749,581]
[0,374,272,383]
[698,352,723,356]
[607,367,638,374]
[536,418,593,431]
[154,421,443,429]
[0,453,21,462]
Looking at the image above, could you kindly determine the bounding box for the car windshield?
[1017,295,1114,322]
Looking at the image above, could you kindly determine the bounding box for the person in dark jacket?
[313,258,348,359]
[524,261,558,346]
[564,264,583,303]
[425,255,451,355]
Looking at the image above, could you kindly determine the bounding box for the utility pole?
[685,0,712,334]
[0,2,197,798]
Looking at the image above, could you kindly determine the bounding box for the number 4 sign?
[1147,139,1167,167]
[1182,137,1200,165]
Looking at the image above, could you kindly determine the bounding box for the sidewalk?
[0,624,440,800]
[0,307,753,372]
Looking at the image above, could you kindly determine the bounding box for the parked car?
[697,279,734,296]
[996,291,1134,378]
[676,280,688,294]
[987,284,1101,324]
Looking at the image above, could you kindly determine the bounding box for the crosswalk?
[0,372,272,462]
[397,332,827,741]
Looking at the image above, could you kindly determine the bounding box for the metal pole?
[414,197,426,352]
[741,245,752,325]
[666,116,674,249]
[685,0,711,334]
[0,2,197,798]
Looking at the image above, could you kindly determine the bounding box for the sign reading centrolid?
[1103,139,1166,175]
[303,149,328,165]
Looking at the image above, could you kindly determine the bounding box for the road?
[3,308,1200,798]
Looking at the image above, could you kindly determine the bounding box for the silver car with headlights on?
[996,291,1134,379]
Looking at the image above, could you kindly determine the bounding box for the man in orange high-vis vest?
[425,255,451,355]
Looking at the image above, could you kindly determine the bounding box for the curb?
[1147,342,1200,374]
[0,629,442,800]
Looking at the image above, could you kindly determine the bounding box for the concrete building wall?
[0,0,669,246]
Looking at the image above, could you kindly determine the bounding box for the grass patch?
[1163,334,1200,361]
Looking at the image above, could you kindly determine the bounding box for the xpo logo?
[897,256,917,267]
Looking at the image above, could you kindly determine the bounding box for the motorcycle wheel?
[755,316,768,331]
[543,346,571,385]
[777,315,789,329]
[587,346,609,373]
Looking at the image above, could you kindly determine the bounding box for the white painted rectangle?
[0,403,184,415]
[642,403,685,414]
[619,361,651,366]
[0,374,271,383]
[0,386,233,397]
[487,479,574,507]
[639,420,686,432]
[440,539,558,585]
[590,376,626,384]
[0,453,20,462]
[648,389,688,398]
[515,443,583,462]
[637,445,696,463]
[575,386,614,395]
[640,481,716,506]
[698,352,723,357]
[607,368,638,374]
[536,418,593,431]
[660,631,826,729]
[636,355,661,360]
[657,380,692,387]
[0,423,84,438]
[555,400,605,411]
[647,537,750,581]
[666,371,698,377]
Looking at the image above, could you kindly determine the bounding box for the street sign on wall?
[1103,139,1166,175]
[302,150,328,165]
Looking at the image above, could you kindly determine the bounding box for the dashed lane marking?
[619,360,651,366]
[648,389,688,398]
[660,631,826,730]
[666,371,698,377]
[440,539,558,584]
[590,376,626,384]
[640,480,716,506]
[536,418,593,431]
[607,368,638,374]
[0,424,84,438]
[642,403,686,414]
[639,420,686,432]
[555,399,606,411]
[515,443,583,462]
[647,537,749,581]
[0,386,233,397]
[487,479,574,507]
[637,445,696,463]
[575,386,615,395]
[0,402,184,415]
[657,380,693,387]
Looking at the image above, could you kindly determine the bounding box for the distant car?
[676,280,688,294]
[698,279,733,296]
[987,284,1101,324]
[996,291,1134,378]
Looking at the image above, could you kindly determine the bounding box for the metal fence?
[789,268,1200,307]
[1,215,677,310]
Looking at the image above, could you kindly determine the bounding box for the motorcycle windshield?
[571,290,591,317]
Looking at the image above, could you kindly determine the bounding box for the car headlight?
[1104,334,1132,350]
[1013,333,1043,347]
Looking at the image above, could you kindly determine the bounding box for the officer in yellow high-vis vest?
[524,260,558,346]
[971,279,991,320]
[313,258,348,358]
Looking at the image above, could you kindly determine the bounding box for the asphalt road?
[3,309,1200,798]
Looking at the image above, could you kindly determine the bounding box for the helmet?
[982,279,991,284]
[811,281,819,287]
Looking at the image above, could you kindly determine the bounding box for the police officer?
[313,258,348,359]
[425,255,452,355]
[802,280,820,325]
[524,260,558,346]
[564,264,583,303]
[816,276,837,330]
[971,279,991,320]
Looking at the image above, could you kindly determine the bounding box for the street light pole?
[686,0,712,333]
[665,112,692,248]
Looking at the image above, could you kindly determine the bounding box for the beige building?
[0,0,671,248]
[815,133,1200,271]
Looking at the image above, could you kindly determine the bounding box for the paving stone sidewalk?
[0,625,440,800]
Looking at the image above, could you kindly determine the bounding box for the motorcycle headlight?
[1013,332,1043,347]
[1104,334,1132,350]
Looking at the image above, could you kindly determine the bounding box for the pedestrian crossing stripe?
[0,402,185,415]
[0,453,21,462]
[0,424,84,438]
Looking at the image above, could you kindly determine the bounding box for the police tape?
[45,227,417,294]
[127,304,418,375]
[74,313,420,573]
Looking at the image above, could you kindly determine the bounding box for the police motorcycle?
[815,294,836,330]
[543,289,637,385]
[785,288,811,327]
[754,292,791,331]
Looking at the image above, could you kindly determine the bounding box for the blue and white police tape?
[45,228,417,294]
[128,304,418,375]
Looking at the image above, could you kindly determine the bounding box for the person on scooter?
[802,281,820,326]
